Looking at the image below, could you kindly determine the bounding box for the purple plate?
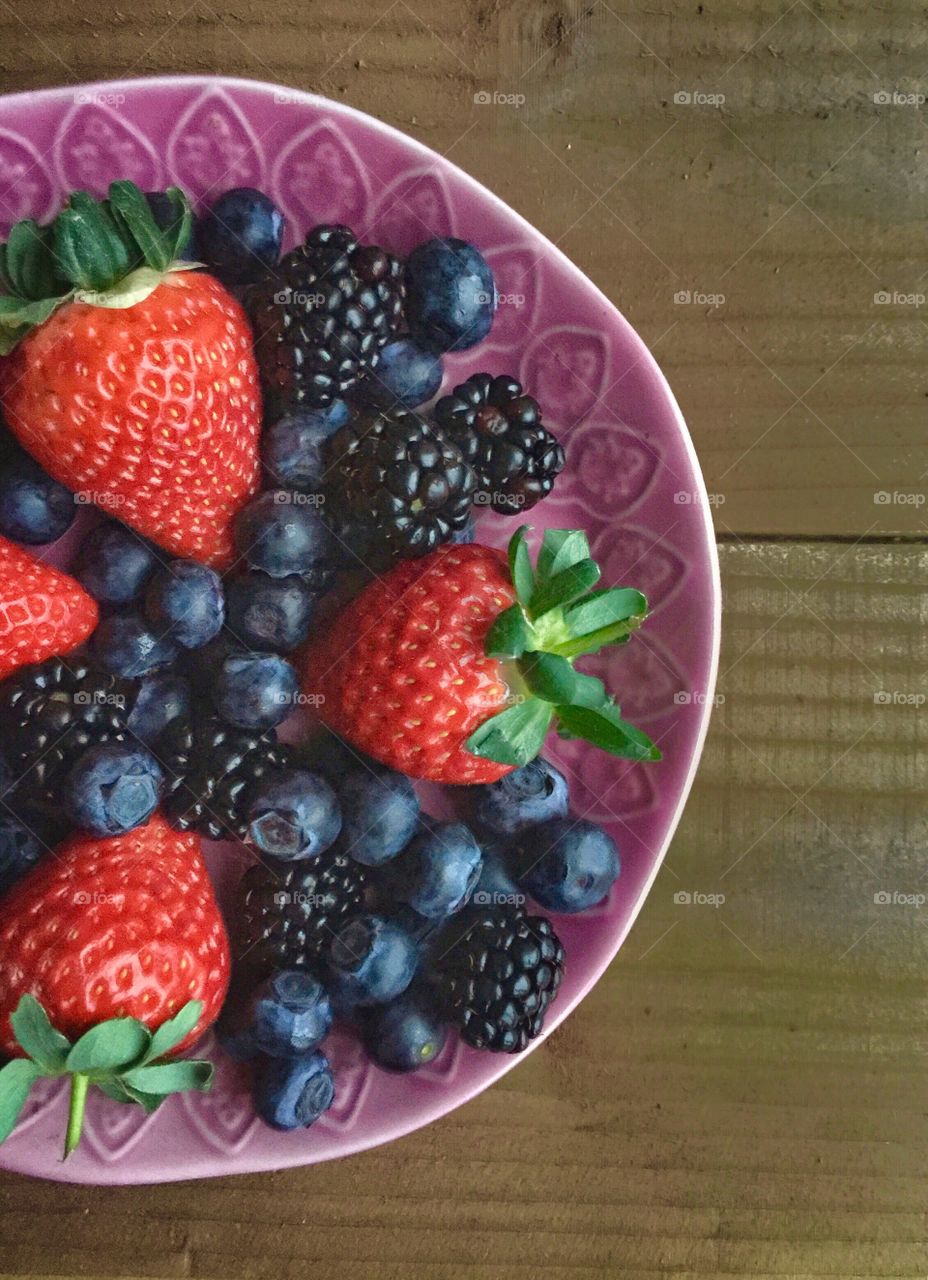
[0,75,720,1184]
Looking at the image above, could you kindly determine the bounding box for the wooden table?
[0,3,925,1276]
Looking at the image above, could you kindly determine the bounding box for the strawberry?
[0,815,229,1156]
[0,182,260,566]
[0,533,98,679]
[304,527,662,785]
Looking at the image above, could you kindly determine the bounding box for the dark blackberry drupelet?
[433,373,565,515]
[0,657,136,829]
[247,224,404,415]
[325,408,476,564]
[236,851,370,979]
[159,711,293,841]
[434,905,565,1052]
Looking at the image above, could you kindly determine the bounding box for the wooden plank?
[0,540,924,1280]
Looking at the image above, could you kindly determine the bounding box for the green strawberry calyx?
[465,526,663,768]
[0,994,214,1159]
[0,180,198,355]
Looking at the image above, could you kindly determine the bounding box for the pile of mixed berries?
[0,181,658,1151]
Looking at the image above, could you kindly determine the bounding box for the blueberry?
[472,840,524,910]
[93,612,179,678]
[451,515,476,545]
[389,821,482,920]
[0,449,75,545]
[255,1049,335,1131]
[234,491,335,584]
[144,191,197,260]
[246,767,341,860]
[332,764,420,866]
[63,742,163,836]
[361,992,446,1073]
[360,338,444,409]
[510,817,619,913]
[127,672,190,745]
[328,915,419,1005]
[211,648,298,730]
[247,969,333,1057]
[262,403,349,493]
[470,758,569,838]
[197,188,284,286]
[74,522,158,606]
[144,559,224,649]
[404,238,495,352]
[225,571,316,653]
[0,813,44,894]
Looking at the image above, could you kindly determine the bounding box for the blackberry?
[434,905,564,1053]
[159,711,293,841]
[0,657,136,830]
[247,224,404,415]
[433,373,565,515]
[236,850,370,979]
[325,408,476,564]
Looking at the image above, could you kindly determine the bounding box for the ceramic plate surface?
[0,75,720,1183]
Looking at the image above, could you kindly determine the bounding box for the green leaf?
[54,191,133,291]
[564,587,647,638]
[121,1060,214,1096]
[119,1084,167,1113]
[555,615,643,659]
[0,295,64,329]
[160,187,195,263]
[570,669,610,709]
[0,324,30,356]
[75,265,167,310]
[144,1000,203,1063]
[519,652,579,705]
[9,996,70,1073]
[66,1016,151,1075]
[507,525,534,605]
[5,220,61,300]
[537,529,590,582]
[0,1059,40,1143]
[555,703,661,761]
[530,557,601,618]
[108,181,172,272]
[465,697,553,766]
[484,604,533,659]
[96,1078,137,1105]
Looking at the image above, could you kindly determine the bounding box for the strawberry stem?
[63,1072,89,1160]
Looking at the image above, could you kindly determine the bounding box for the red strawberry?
[0,184,260,566]
[0,816,229,1155]
[304,527,661,785]
[0,534,98,679]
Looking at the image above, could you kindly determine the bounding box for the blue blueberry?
[332,764,420,867]
[511,818,619,913]
[470,758,569,838]
[144,559,224,649]
[0,450,74,545]
[327,914,419,1005]
[0,813,45,895]
[256,1049,335,1131]
[389,821,482,920]
[261,403,349,493]
[404,237,495,352]
[144,191,197,260]
[73,522,158,606]
[93,612,179,678]
[247,969,333,1057]
[361,993,446,1073]
[246,768,341,860]
[127,672,191,745]
[472,840,524,910]
[361,337,444,409]
[197,188,284,286]
[225,571,316,653]
[234,491,335,585]
[63,742,163,836]
[211,648,298,731]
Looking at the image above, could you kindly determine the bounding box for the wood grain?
[0,0,925,533]
[2,541,925,1280]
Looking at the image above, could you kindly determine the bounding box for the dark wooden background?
[0,2,925,1277]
